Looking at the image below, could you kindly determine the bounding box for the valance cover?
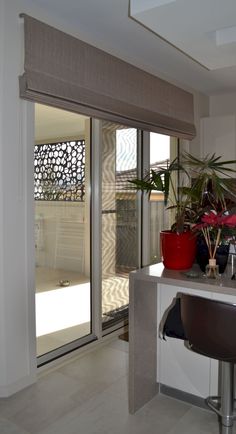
[19,14,196,139]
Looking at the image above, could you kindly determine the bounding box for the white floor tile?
[0,339,229,434]
[167,405,220,434]
[37,377,128,434]
[0,371,80,433]
[107,337,129,353]
[0,417,30,434]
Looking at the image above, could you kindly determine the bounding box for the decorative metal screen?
[34,140,85,201]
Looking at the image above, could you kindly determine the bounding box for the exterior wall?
[35,201,85,272]
[0,0,206,395]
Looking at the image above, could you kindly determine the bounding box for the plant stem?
[212,228,222,259]
[202,227,212,258]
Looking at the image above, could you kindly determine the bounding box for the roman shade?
[19,14,196,139]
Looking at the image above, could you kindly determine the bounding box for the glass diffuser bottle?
[205,258,220,279]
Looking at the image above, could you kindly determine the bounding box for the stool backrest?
[180,294,236,362]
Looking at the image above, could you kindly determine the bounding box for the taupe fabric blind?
[19,14,196,139]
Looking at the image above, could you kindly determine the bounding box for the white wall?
[189,91,209,157]
[201,92,236,160]
[210,92,236,117]
[200,114,236,161]
[0,0,206,396]
[0,0,37,396]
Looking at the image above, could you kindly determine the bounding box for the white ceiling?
[26,0,236,95]
[130,0,236,70]
[35,104,88,143]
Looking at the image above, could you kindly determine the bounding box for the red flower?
[219,214,236,227]
[201,211,220,226]
[193,211,236,230]
[193,209,236,260]
[193,211,221,231]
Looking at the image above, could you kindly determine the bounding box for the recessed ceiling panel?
[130,0,176,14]
[130,0,236,70]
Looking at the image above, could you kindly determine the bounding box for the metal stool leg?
[221,362,234,434]
[206,362,235,434]
[222,425,233,434]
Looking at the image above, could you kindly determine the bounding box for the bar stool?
[180,293,236,434]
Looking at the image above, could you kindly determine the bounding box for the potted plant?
[129,152,236,270]
[193,209,236,276]
[183,153,236,273]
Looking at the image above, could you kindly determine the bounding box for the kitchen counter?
[129,262,236,413]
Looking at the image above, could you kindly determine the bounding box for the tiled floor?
[0,339,230,434]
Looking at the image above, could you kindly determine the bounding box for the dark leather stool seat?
[180,293,236,434]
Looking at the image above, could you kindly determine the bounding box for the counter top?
[129,261,236,414]
[130,262,236,296]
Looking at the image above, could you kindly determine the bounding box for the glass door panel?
[101,121,139,328]
[34,104,92,359]
[149,133,177,263]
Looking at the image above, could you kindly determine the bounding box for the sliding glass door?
[34,106,177,361]
[34,104,92,362]
[100,121,140,328]
[149,133,177,263]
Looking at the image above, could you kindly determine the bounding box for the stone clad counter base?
[129,263,236,414]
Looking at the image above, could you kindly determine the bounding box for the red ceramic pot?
[160,230,196,270]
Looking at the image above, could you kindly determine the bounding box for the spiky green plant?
[181,152,236,210]
[129,152,236,233]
